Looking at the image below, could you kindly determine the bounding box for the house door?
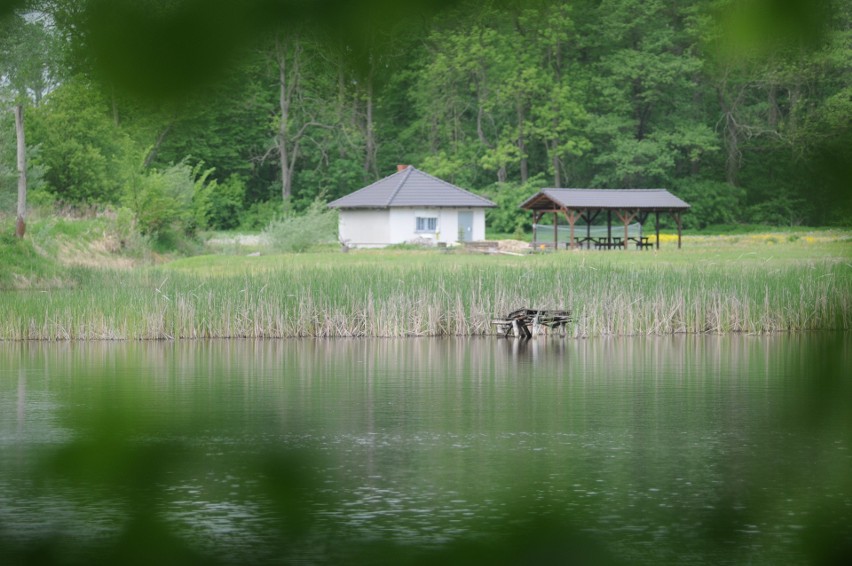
[458,211,474,242]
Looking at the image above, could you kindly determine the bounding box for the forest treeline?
[1,0,850,243]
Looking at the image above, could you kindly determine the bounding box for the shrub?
[194,174,245,230]
[671,179,746,229]
[262,200,338,253]
[239,199,283,231]
[150,225,203,255]
[747,194,812,227]
[111,206,149,256]
[481,175,546,235]
[123,161,214,237]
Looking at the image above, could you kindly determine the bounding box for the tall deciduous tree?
[579,0,713,188]
[28,77,137,204]
[13,104,26,237]
[0,9,59,237]
[269,32,335,202]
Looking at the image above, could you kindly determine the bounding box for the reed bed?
[1,252,849,340]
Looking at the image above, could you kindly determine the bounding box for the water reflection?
[0,334,849,564]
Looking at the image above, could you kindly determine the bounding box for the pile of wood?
[491,308,571,338]
[463,241,499,252]
[463,240,531,256]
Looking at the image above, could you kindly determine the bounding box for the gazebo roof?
[328,166,495,209]
[521,189,690,211]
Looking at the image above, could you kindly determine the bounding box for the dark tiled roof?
[328,166,495,209]
[521,189,690,211]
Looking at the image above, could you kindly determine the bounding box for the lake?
[1,335,849,565]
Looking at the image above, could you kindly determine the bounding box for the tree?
[28,77,139,204]
[4,0,849,229]
[268,32,335,202]
[519,3,590,187]
[12,105,26,237]
[0,9,59,237]
[578,0,714,188]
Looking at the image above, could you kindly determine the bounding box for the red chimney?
[397,164,409,172]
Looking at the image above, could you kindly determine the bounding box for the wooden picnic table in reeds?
[491,308,572,338]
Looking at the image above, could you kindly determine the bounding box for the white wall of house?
[338,209,390,247]
[340,208,488,248]
[470,209,487,241]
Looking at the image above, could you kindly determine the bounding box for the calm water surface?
[1,335,849,564]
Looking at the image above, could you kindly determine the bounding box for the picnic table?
[590,236,653,250]
[533,236,654,250]
[594,236,622,249]
[630,236,653,249]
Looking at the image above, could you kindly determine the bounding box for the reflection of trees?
[0,335,848,564]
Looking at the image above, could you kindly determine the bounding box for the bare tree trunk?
[270,34,332,199]
[767,84,778,130]
[277,35,291,201]
[476,95,506,183]
[717,86,741,186]
[143,123,173,169]
[517,102,528,184]
[337,56,348,159]
[550,140,561,187]
[364,67,377,179]
[14,104,27,239]
[714,66,748,187]
[787,85,799,134]
[275,33,300,201]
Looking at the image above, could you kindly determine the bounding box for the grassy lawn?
[162,229,851,275]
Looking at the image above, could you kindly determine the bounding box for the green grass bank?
[1,230,850,340]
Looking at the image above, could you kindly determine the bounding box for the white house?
[327,165,496,248]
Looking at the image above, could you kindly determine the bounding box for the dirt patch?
[495,239,532,253]
[54,234,139,269]
[207,234,269,247]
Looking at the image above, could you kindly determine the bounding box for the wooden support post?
[614,209,638,250]
[532,211,542,247]
[607,209,612,246]
[638,211,649,246]
[655,211,660,250]
[532,212,536,246]
[553,212,558,250]
[581,209,600,249]
[563,208,579,249]
[512,318,531,339]
[674,212,683,249]
[585,210,591,249]
[568,210,575,249]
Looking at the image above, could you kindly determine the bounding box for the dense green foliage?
[1,0,850,242]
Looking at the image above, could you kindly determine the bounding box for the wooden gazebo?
[520,189,691,250]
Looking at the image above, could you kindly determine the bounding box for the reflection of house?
[328,165,496,248]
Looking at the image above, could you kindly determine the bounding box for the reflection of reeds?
[1,259,849,340]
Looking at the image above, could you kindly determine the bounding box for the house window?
[416,215,438,233]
